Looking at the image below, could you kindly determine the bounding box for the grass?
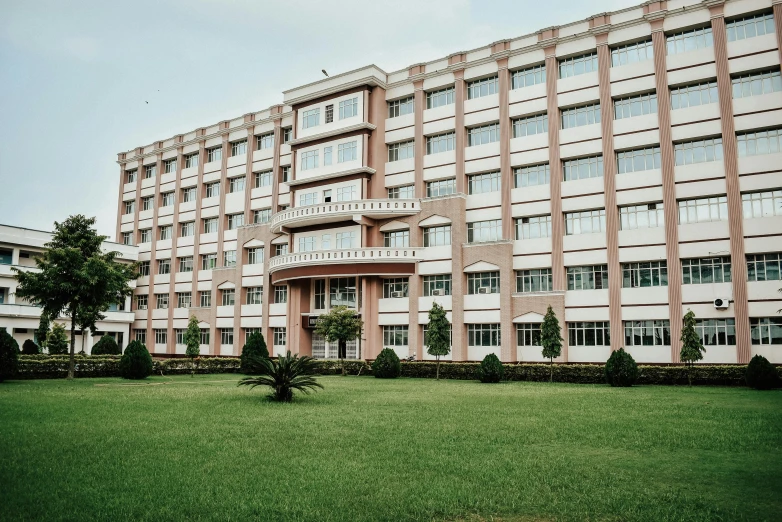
[1,376,781,522]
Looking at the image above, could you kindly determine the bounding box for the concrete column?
[544,47,566,293]
[454,70,466,194]
[413,80,425,198]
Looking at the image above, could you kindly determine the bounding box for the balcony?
[270,199,421,233]
[269,247,421,283]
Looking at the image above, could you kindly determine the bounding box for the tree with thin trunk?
[13,215,137,379]
[540,305,563,382]
[314,305,363,375]
[36,314,49,352]
[184,316,201,377]
[680,309,705,386]
[425,302,451,380]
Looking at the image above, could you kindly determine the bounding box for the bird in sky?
[322,69,329,77]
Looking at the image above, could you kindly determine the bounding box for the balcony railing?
[268,247,421,272]
[270,199,421,233]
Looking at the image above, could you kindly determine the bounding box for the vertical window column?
[147,151,164,351]
[454,69,466,194]
[544,45,566,297]
[190,140,207,352]
[166,143,185,355]
[414,79,425,198]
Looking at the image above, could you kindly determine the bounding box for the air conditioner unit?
[391,291,404,298]
[713,297,730,310]
[432,289,444,296]
[477,286,490,294]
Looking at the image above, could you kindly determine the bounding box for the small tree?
[372,348,401,378]
[22,339,40,355]
[47,323,69,355]
[425,302,451,380]
[746,354,779,390]
[240,332,269,374]
[314,305,363,376]
[0,328,19,382]
[90,335,120,356]
[605,348,639,387]
[36,315,49,351]
[119,340,153,380]
[183,316,201,377]
[540,305,563,382]
[680,309,705,386]
[238,351,323,402]
[477,353,504,383]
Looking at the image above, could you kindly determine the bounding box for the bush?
[119,341,153,380]
[746,354,779,390]
[605,348,639,387]
[0,328,19,382]
[477,354,504,383]
[47,323,69,355]
[238,351,323,402]
[21,339,40,355]
[90,335,120,356]
[240,332,269,374]
[372,348,401,379]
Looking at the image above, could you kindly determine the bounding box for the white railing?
[268,247,420,272]
[270,199,420,232]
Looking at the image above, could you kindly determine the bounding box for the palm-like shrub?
[605,348,639,387]
[238,351,323,402]
[119,340,153,380]
[477,353,504,383]
[372,348,401,379]
[22,339,41,355]
[0,328,19,382]
[746,354,779,390]
[91,335,120,355]
[240,332,269,374]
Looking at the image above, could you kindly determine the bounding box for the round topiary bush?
[91,335,120,356]
[0,328,19,382]
[478,353,504,383]
[21,339,40,355]
[372,348,401,379]
[240,332,269,374]
[604,348,639,387]
[746,354,779,390]
[119,340,153,380]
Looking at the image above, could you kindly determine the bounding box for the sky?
[0,0,634,239]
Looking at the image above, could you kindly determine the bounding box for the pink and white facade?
[117,0,782,364]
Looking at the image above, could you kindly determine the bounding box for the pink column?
[453,69,466,194]
[413,79,425,198]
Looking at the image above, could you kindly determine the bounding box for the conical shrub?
[605,348,639,387]
[746,354,779,390]
[372,348,401,378]
[477,353,504,383]
[119,340,153,380]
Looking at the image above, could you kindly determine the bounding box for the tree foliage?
[540,305,563,382]
[0,328,19,382]
[46,323,69,355]
[13,215,137,379]
[238,351,323,402]
[746,354,779,390]
[119,340,153,380]
[22,339,40,355]
[183,316,201,376]
[315,305,363,373]
[240,331,269,374]
[90,335,120,356]
[37,315,49,350]
[425,302,451,380]
[477,353,504,383]
[680,310,705,386]
[372,348,401,378]
[604,348,639,387]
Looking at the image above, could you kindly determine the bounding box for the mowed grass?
[1,376,781,522]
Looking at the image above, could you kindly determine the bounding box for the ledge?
[285,166,377,187]
[271,198,421,233]
[288,122,377,146]
[269,248,421,282]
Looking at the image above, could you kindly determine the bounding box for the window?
[738,128,782,158]
[144,164,156,179]
[622,261,668,288]
[468,324,501,346]
[135,295,148,310]
[221,288,235,306]
[567,265,609,290]
[387,140,414,162]
[339,97,358,119]
[675,137,724,166]
[388,185,415,199]
[384,230,409,248]
[141,196,153,211]
[254,171,273,188]
[177,292,191,309]
[467,272,500,294]
[207,147,222,163]
[201,253,217,270]
[747,252,782,281]
[750,317,782,345]
[335,231,356,249]
[383,325,409,347]
[299,192,318,206]
[199,290,211,307]
[336,186,356,201]
[666,26,713,55]
[247,247,264,265]
[423,225,451,247]
[426,178,456,198]
[310,279,326,309]
[246,286,263,305]
[203,217,218,233]
[159,225,172,240]
[468,171,500,194]
[678,196,728,224]
[467,76,498,99]
[227,214,244,230]
[200,329,210,345]
[244,328,261,342]
[185,152,199,168]
[561,103,601,129]
[134,329,146,343]
[516,268,553,293]
[427,132,456,154]
[512,113,548,138]
[514,163,550,188]
[695,318,736,346]
[301,150,319,170]
[125,169,137,183]
[611,39,654,66]
[620,203,664,230]
[164,158,176,173]
[388,97,414,118]
[228,176,245,193]
[516,324,542,346]
[282,127,292,143]
[732,69,782,99]
[468,123,500,146]
[273,328,287,347]
[423,274,452,296]
[617,146,661,174]
[281,166,291,182]
[516,215,552,240]
[182,187,196,203]
[511,64,546,89]
[175,329,185,345]
[383,278,409,298]
[682,257,732,284]
[426,87,455,109]
[565,209,606,235]
[467,219,502,243]
[614,92,658,120]
[274,285,288,304]
[156,293,169,309]
[302,108,320,129]
[220,328,234,346]
[180,221,195,237]
[670,81,719,109]
[257,133,274,150]
[223,250,236,267]
[139,229,151,243]
[329,277,356,307]
[124,200,135,214]
[727,12,774,42]
[122,232,133,246]
[325,104,333,124]
[338,141,357,163]
[275,244,288,256]
[178,256,194,273]
[323,146,332,166]
[568,322,610,346]
[138,261,150,277]
[559,52,598,78]
[205,182,220,198]
[563,155,603,181]
[154,328,168,345]
[253,209,272,224]
[625,320,671,346]
[743,190,782,219]
[298,236,316,252]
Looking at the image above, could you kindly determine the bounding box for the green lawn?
[1,376,781,522]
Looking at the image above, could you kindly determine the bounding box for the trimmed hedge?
[119,341,153,380]
[746,355,780,390]
[91,335,120,356]
[22,339,41,355]
[372,348,401,378]
[605,348,639,387]
[477,354,504,383]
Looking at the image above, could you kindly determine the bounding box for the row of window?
[302,98,358,129]
[135,327,288,347]
[136,284,288,310]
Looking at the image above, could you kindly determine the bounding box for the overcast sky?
[0,0,633,239]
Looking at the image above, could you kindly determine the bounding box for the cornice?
[284,167,377,187]
[287,122,377,147]
[284,76,387,107]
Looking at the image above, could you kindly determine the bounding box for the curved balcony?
[270,199,421,233]
[269,247,421,283]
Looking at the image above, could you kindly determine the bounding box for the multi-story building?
[116,0,782,364]
[0,224,138,351]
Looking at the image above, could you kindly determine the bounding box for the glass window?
[383,278,409,298]
[301,150,319,170]
[199,290,211,307]
[339,97,358,119]
[230,140,247,157]
[325,105,333,124]
[144,164,156,179]
[423,275,452,296]
[511,64,546,89]
[468,123,500,146]
[746,252,782,282]
[253,209,272,224]
[568,322,610,346]
[682,257,732,284]
[323,146,332,166]
[246,286,263,305]
[567,265,609,290]
[426,178,456,198]
[565,209,606,235]
[427,132,456,154]
[678,196,728,224]
[184,153,199,168]
[514,163,550,188]
[467,272,500,294]
[559,52,598,78]
[426,87,455,109]
[329,278,356,308]
[467,76,499,99]
[157,259,171,275]
[182,187,196,203]
[124,200,134,214]
[227,214,244,230]
[273,327,287,346]
[137,261,150,277]
[750,317,782,345]
[614,92,658,120]
[611,39,654,66]
[125,169,137,183]
[383,230,409,248]
[468,171,500,194]
[177,292,192,309]
[742,190,782,219]
[670,81,719,110]
[205,182,220,198]
[135,295,148,310]
[622,261,668,288]
[732,69,782,99]
[299,192,318,206]
[338,141,357,163]
[561,102,601,129]
[512,113,548,138]
[139,229,151,243]
[516,324,542,346]
[467,220,502,243]
[207,147,222,163]
[388,140,414,162]
[624,320,671,346]
[383,325,409,346]
[220,328,234,346]
[254,171,273,188]
[387,185,415,199]
[178,256,194,273]
[563,155,603,181]
[314,279,326,310]
[122,232,133,245]
[164,159,177,173]
[468,324,501,346]
[619,203,665,230]
[726,12,775,42]
[302,108,320,129]
[516,268,553,293]
[617,146,661,174]
[673,137,723,166]
[282,127,292,143]
[666,26,713,55]
[141,196,153,211]
[201,253,217,270]
[335,231,356,249]
[156,294,169,310]
[228,176,245,193]
[256,133,274,150]
[247,247,264,265]
[154,329,168,344]
[737,129,782,158]
[388,97,414,118]
[423,226,451,247]
[223,250,236,268]
[694,319,736,346]
[159,225,172,240]
[275,244,288,256]
[515,215,552,240]
[281,166,291,182]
